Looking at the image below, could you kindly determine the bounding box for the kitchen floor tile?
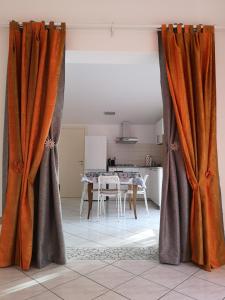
[86,265,134,289]
[52,276,107,300]
[115,276,168,300]
[175,276,225,300]
[141,265,190,289]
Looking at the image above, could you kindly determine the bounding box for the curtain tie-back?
[11,160,24,174]
[193,170,214,191]
[205,169,213,178]
[167,142,179,152]
[45,138,56,149]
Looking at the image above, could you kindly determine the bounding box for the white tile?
[115,276,168,300]
[0,267,28,286]
[141,265,189,288]
[175,276,225,300]
[97,291,128,300]
[30,265,80,289]
[64,234,90,247]
[75,241,105,248]
[113,260,157,275]
[160,291,194,299]
[52,276,107,300]
[24,263,60,276]
[27,290,61,299]
[164,262,200,275]
[86,265,134,289]
[194,267,225,286]
[66,259,108,275]
[0,277,46,300]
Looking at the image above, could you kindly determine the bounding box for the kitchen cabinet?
[148,168,163,207]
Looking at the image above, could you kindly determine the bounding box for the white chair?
[97,175,123,218]
[123,174,149,215]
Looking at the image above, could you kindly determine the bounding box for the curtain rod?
[0,23,225,31]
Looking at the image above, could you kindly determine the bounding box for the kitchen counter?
[109,165,162,169]
[108,165,163,207]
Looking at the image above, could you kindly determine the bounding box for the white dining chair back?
[97,175,122,218]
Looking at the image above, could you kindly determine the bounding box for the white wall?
[62,124,155,143]
[215,32,225,218]
[62,123,164,166]
[0,0,225,217]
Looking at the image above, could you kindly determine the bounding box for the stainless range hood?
[116,121,138,144]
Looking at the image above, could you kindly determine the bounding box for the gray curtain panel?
[158,32,191,264]
[32,52,66,268]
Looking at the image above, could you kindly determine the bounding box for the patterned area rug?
[66,246,159,261]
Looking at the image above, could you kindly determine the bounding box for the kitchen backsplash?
[107,143,165,166]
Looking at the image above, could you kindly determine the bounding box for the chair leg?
[119,194,123,216]
[102,196,105,215]
[117,195,120,218]
[97,192,100,218]
[123,193,127,215]
[144,191,149,214]
[80,184,86,216]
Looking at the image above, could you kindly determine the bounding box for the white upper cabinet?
[154,118,164,144]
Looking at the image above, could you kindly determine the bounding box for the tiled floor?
[62,198,160,249]
[1,199,225,299]
[1,259,225,299]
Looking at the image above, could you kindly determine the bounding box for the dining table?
[81,171,145,219]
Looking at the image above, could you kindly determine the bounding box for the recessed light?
[104,112,116,115]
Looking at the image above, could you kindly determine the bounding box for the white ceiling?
[64,51,163,124]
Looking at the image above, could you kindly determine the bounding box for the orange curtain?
[161,24,225,270]
[0,21,65,270]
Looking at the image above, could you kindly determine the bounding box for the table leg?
[87,182,93,219]
[133,184,137,219]
[128,184,132,209]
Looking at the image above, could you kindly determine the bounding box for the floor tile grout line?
[192,272,225,288]
[111,261,159,276]
[64,260,115,275]
[138,269,194,293]
[151,263,201,276]
[93,288,131,300]
[86,265,173,298]
[24,270,76,300]
[156,273,198,300]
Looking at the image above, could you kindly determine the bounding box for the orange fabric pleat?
[0,21,65,270]
[161,24,225,270]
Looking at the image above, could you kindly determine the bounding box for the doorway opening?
[58,50,164,259]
